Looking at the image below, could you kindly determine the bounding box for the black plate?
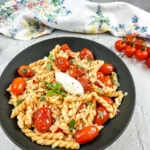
[0,37,135,150]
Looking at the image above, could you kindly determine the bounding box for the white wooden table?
[0,30,150,150]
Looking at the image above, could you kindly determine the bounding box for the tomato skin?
[124,45,136,57]
[10,77,26,95]
[99,63,114,75]
[135,40,146,50]
[135,49,148,61]
[18,65,33,77]
[104,76,113,88]
[35,108,52,133]
[145,58,150,68]
[77,77,92,91]
[101,96,114,106]
[56,128,64,133]
[74,126,99,144]
[61,44,71,51]
[95,72,104,87]
[94,106,109,126]
[125,34,136,44]
[146,48,150,57]
[55,57,70,72]
[80,48,94,60]
[115,40,126,52]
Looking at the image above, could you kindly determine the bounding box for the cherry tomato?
[80,48,94,60]
[56,128,64,133]
[18,65,33,77]
[146,48,150,57]
[135,49,148,61]
[74,126,99,144]
[135,39,147,50]
[115,40,126,52]
[78,103,88,112]
[125,34,136,44]
[69,66,85,79]
[104,76,113,88]
[124,45,136,57]
[55,57,70,72]
[77,77,92,91]
[35,108,52,132]
[61,44,71,51]
[145,58,150,68]
[94,106,109,126]
[95,72,104,87]
[10,77,26,95]
[99,63,114,75]
[101,96,114,106]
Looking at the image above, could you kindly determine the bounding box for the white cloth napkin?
[0,0,150,40]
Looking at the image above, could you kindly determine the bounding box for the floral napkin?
[0,0,150,40]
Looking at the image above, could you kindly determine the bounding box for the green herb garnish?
[70,58,75,64]
[114,81,120,87]
[87,101,93,106]
[98,88,104,94]
[77,65,84,69]
[87,58,92,62]
[48,55,55,61]
[69,119,76,132]
[16,99,24,106]
[40,96,46,102]
[21,68,28,74]
[98,110,104,119]
[111,73,120,87]
[46,62,52,70]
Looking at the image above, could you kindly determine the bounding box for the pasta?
[7,44,127,149]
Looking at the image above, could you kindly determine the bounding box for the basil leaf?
[87,58,92,62]
[21,68,28,74]
[46,62,52,70]
[16,99,24,106]
[98,110,104,119]
[40,96,46,102]
[87,101,93,106]
[54,82,62,92]
[48,55,55,61]
[98,88,103,94]
[69,119,76,132]
[60,91,67,97]
[46,83,54,90]
[46,90,55,96]
[70,58,75,64]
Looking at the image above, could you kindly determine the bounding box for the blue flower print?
[134,26,140,30]
[111,26,119,32]
[132,15,138,23]
[119,24,125,29]
[140,26,147,33]
[51,0,64,6]
[96,6,101,15]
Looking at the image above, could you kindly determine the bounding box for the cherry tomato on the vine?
[104,76,113,88]
[74,126,99,144]
[124,45,136,57]
[115,40,126,52]
[135,39,147,50]
[10,77,26,95]
[135,49,148,61]
[99,63,114,75]
[18,65,33,77]
[80,48,94,60]
[125,34,136,44]
[145,58,150,68]
[146,47,150,57]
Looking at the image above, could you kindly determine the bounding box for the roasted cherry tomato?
[80,48,94,60]
[18,65,33,77]
[101,96,114,106]
[135,49,148,61]
[145,58,150,68]
[10,77,26,95]
[99,63,114,75]
[124,45,136,57]
[146,48,150,57]
[55,57,70,72]
[95,72,105,87]
[35,108,52,133]
[135,39,147,50]
[69,66,85,79]
[94,106,109,126]
[125,34,136,44]
[104,76,113,88]
[77,77,92,91]
[115,40,126,52]
[61,44,71,51]
[74,126,99,144]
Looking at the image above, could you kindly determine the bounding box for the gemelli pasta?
[7,44,126,149]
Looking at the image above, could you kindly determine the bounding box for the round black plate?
[0,37,135,150]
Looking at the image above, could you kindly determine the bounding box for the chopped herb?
[77,65,84,69]
[40,96,46,102]
[98,88,103,94]
[48,55,55,61]
[119,53,124,58]
[87,58,92,62]
[16,99,24,106]
[98,110,104,119]
[46,83,54,89]
[25,78,29,81]
[46,90,55,96]
[69,119,76,132]
[21,68,28,74]
[114,81,120,87]
[46,62,52,70]
[87,101,93,106]
[111,73,120,87]
[70,58,75,64]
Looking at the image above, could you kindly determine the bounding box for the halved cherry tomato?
[135,49,148,61]
[18,65,33,77]
[125,34,136,44]
[104,76,113,88]
[61,44,71,51]
[77,77,92,91]
[101,96,114,106]
[145,58,150,68]
[124,45,136,57]
[35,108,52,132]
[74,126,99,144]
[69,66,85,79]
[56,128,64,133]
[55,57,70,72]
[80,48,94,60]
[115,40,126,52]
[135,39,147,50]
[95,72,104,87]
[94,106,109,126]
[99,63,114,75]
[10,77,26,95]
